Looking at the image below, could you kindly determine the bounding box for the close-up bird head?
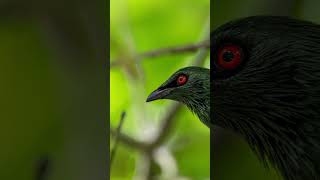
[148,16,320,180]
[211,16,320,180]
[146,67,210,126]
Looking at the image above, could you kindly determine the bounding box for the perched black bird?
[147,16,320,180]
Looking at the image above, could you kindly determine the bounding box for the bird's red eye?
[217,44,243,70]
[177,74,187,85]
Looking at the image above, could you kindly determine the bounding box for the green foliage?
[111,0,210,179]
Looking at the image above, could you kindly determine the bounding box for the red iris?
[177,74,187,85]
[217,44,242,70]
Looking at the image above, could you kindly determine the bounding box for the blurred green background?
[110,0,210,179]
[111,0,320,180]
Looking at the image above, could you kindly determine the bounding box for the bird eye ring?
[217,44,243,70]
[177,74,188,86]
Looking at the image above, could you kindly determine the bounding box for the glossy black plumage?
[211,16,320,180]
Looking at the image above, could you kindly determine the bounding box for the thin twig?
[139,40,209,59]
[111,40,209,68]
[110,128,148,150]
[110,112,126,167]
[149,103,182,149]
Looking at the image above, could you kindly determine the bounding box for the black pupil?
[222,51,234,62]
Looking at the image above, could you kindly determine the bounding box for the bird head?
[211,16,320,134]
[211,16,320,180]
[146,66,210,126]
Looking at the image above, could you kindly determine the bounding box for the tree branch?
[149,103,182,149]
[139,40,209,58]
[111,39,209,68]
[110,127,148,150]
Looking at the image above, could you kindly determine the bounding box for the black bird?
[147,16,320,180]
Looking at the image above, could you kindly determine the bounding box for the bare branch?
[110,127,148,150]
[138,40,209,59]
[111,40,210,68]
[150,103,182,148]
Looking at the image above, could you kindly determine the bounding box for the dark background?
[0,0,108,180]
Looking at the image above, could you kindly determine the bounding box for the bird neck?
[184,93,211,127]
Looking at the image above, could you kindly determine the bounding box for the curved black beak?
[146,88,168,102]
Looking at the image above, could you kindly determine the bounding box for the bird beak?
[146,88,170,102]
